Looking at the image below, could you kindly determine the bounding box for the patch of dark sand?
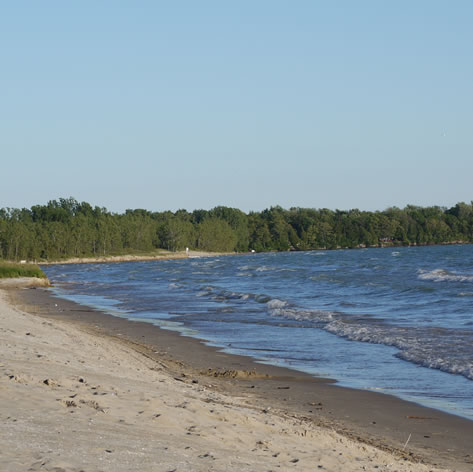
[10,286,473,472]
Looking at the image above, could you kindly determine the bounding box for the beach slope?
[0,287,450,472]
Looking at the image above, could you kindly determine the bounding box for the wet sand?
[3,285,473,471]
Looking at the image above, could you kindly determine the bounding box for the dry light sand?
[0,285,451,472]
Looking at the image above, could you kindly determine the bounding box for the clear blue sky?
[1,1,472,213]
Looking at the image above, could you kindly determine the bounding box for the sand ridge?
[0,288,450,472]
[38,250,234,266]
[0,277,50,288]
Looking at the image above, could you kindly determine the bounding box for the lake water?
[42,245,473,420]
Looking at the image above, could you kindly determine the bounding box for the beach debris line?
[203,368,270,379]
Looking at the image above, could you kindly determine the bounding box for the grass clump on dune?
[0,261,47,279]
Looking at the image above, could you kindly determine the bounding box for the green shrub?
[0,262,47,279]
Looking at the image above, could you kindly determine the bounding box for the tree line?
[0,197,472,261]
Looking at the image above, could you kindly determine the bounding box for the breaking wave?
[191,284,473,381]
[418,269,473,283]
[265,298,473,381]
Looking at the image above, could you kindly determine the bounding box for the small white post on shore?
[186,247,189,257]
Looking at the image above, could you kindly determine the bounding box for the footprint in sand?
[197,452,216,460]
[186,425,200,436]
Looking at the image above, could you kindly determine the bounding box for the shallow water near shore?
[42,245,473,420]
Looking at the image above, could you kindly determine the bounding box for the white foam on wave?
[398,350,473,380]
[197,284,266,304]
[418,268,473,283]
[266,300,335,323]
[267,299,288,309]
[328,319,473,380]
[238,265,251,271]
[237,264,295,275]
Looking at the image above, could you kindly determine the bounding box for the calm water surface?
[42,245,473,420]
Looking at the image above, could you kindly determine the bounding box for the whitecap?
[267,299,288,309]
[418,269,473,283]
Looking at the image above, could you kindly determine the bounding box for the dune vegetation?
[0,261,47,279]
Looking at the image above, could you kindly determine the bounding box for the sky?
[1,1,472,213]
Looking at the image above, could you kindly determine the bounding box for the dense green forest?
[1,197,472,261]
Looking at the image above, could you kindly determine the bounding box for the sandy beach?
[1,284,472,471]
[38,250,235,266]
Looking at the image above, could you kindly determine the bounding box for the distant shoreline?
[38,250,237,266]
[34,240,472,266]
